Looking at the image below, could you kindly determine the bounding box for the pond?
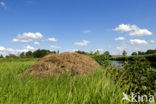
[111,60,156,71]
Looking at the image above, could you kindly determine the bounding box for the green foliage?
[122,50,127,56]
[131,52,137,56]
[6,54,18,58]
[138,49,156,55]
[0,59,124,104]
[90,51,111,66]
[19,52,26,58]
[33,49,53,58]
[75,50,89,55]
[112,58,156,95]
[4,49,57,58]
[0,54,3,58]
[26,51,33,58]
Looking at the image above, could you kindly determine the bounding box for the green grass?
[0,59,125,104]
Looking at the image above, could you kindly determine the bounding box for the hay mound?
[22,52,100,76]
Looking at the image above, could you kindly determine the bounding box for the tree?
[26,51,33,58]
[146,49,156,54]
[6,54,17,58]
[57,50,59,54]
[75,50,88,55]
[20,52,25,58]
[131,52,137,56]
[122,50,127,56]
[94,50,100,56]
[104,51,110,58]
[138,51,145,55]
[33,49,52,58]
[0,54,3,58]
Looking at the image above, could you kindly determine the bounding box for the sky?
[0,0,156,56]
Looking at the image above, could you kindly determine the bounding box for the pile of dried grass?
[21,52,100,76]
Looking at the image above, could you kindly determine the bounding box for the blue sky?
[0,0,156,55]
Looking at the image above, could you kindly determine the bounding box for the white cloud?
[66,49,79,52]
[74,40,90,46]
[114,24,132,32]
[83,30,92,34]
[94,49,103,52]
[114,24,152,36]
[0,46,5,51]
[115,37,125,41]
[50,45,61,49]
[129,39,148,45]
[116,46,124,51]
[150,40,156,43]
[129,29,152,36]
[0,45,35,56]
[0,1,6,8]
[25,45,35,50]
[47,38,57,42]
[34,41,40,45]
[12,32,43,42]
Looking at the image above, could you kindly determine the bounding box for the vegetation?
[122,50,127,56]
[108,58,156,95]
[131,52,137,56]
[0,49,155,103]
[0,59,124,104]
[3,49,57,58]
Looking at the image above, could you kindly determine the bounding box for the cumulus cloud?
[114,24,132,32]
[25,45,35,50]
[34,41,40,45]
[47,38,57,42]
[0,1,6,8]
[83,30,92,34]
[0,45,35,56]
[66,49,79,52]
[0,46,5,51]
[116,46,124,51]
[150,40,156,43]
[50,45,61,49]
[94,49,103,52]
[12,32,43,42]
[116,45,140,53]
[114,24,152,36]
[115,37,125,41]
[74,40,89,46]
[129,39,148,45]
[129,29,152,36]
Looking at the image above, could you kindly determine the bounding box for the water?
[111,60,156,71]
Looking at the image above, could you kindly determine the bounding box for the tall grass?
[0,59,124,104]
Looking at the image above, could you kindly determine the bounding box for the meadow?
[0,58,125,104]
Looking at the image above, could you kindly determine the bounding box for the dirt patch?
[21,52,100,76]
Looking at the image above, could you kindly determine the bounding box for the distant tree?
[57,50,60,54]
[33,49,52,58]
[104,51,110,57]
[122,50,127,56]
[75,50,88,55]
[94,50,100,56]
[20,52,25,58]
[26,51,33,58]
[51,51,57,54]
[146,49,156,54]
[6,54,17,58]
[138,51,142,55]
[131,52,137,56]
[0,54,3,58]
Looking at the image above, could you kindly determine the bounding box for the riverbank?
[110,53,156,66]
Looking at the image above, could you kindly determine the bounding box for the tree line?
[0,49,58,58]
[131,49,156,56]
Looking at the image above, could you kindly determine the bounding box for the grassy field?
[0,58,125,104]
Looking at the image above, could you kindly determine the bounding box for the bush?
[113,58,156,95]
